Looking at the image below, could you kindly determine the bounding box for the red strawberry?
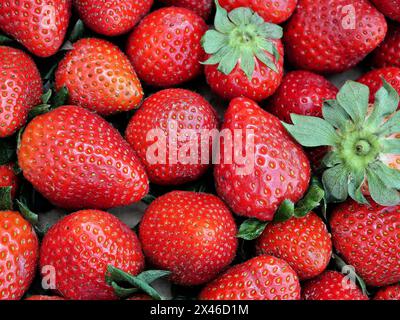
[160,0,213,20]
[330,200,400,287]
[18,105,149,210]
[139,191,238,286]
[126,89,219,185]
[256,212,332,280]
[284,0,387,73]
[199,255,301,300]
[0,211,39,300]
[219,0,298,24]
[55,38,143,116]
[0,46,42,138]
[374,284,400,300]
[268,70,338,124]
[0,0,71,57]
[214,97,311,221]
[0,164,18,199]
[126,7,207,87]
[40,210,145,300]
[302,271,368,300]
[74,0,153,36]
[127,294,152,300]
[202,3,284,101]
[25,295,65,300]
[370,0,400,22]
[372,22,400,68]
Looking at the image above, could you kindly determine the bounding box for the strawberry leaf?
[53,86,69,108]
[294,177,325,218]
[16,199,39,225]
[322,164,349,202]
[237,219,268,240]
[274,199,295,222]
[69,19,85,43]
[0,187,13,210]
[336,81,369,124]
[366,167,400,206]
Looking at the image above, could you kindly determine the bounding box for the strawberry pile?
[0,0,399,301]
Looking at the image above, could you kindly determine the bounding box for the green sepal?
[322,99,350,130]
[237,219,268,240]
[0,34,13,44]
[366,166,400,206]
[336,81,369,124]
[322,151,342,168]
[53,86,69,108]
[379,111,400,136]
[141,194,157,205]
[274,199,295,222]
[322,164,349,202]
[348,170,368,204]
[69,19,85,43]
[0,187,13,211]
[16,199,39,225]
[382,138,400,154]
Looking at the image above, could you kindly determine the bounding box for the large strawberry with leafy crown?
[370,0,400,22]
[0,46,42,138]
[202,2,284,101]
[371,22,400,68]
[284,0,387,73]
[0,0,71,57]
[18,105,149,210]
[160,0,213,20]
[374,284,400,300]
[55,38,143,116]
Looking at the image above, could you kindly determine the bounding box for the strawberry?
[370,0,400,22]
[25,295,65,300]
[302,271,368,300]
[199,255,301,300]
[0,46,42,138]
[74,0,153,36]
[126,89,219,185]
[374,284,400,300]
[160,0,213,20]
[219,0,298,24]
[0,211,39,300]
[268,70,338,124]
[0,0,71,57]
[202,2,284,101]
[55,38,143,116]
[284,0,387,73]
[256,212,332,280]
[0,164,18,199]
[40,210,145,300]
[126,7,207,87]
[127,294,152,300]
[330,200,400,287]
[139,191,238,286]
[214,97,311,221]
[17,105,149,210]
[371,22,400,68]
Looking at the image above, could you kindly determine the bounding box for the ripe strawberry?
[219,0,297,24]
[74,0,153,36]
[40,210,145,300]
[371,22,400,68]
[330,200,400,287]
[374,284,400,300]
[214,97,311,221]
[55,38,143,116]
[0,46,42,138]
[370,0,400,22]
[126,7,207,87]
[0,164,18,199]
[199,255,301,300]
[0,211,39,300]
[26,295,65,300]
[202,3,284,101]
[0,0,71,57]
[268,70,338,124]
[139,191,238,286]
[302,271,368,300]
[160,0,213,20]
[256,212,332,280]
[126,89,219,185]
[18,105,149,210]
[284,0,387,73]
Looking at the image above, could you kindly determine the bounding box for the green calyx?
[283,80,400,206]
[201,0,283,79]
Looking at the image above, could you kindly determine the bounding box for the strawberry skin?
[0,211,39,300]
[55,38,143,116]
[214,97,311,221]
[25,295,65,300]
[0,46,42,138]
[160,0,213,20]
[330,200,400,287]
[370,0,400,22]
[0,0,71,57]
[302,271,368,300]
[269,70,338,123]
[372,22,400,69]
[0,164,18,199]
[256,212,332,280]
[126,89,219,185]
[139,191,238,286]
[74,0,153,36]
[284,0,387,73]
[374,284,400,300]
[17,105,149,210]
[199,255,301,300]
[40,210,144,300]
[127,7,207,87]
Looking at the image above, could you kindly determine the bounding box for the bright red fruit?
[139,191,238,286]
[127,7,207,87]
[199,255,301,300]
[40,210,145,300]
[55,38,143,115]
[74,0,153,36]
[160,0,213,20]
[372,22,400,68]
[374,284,400,300]
[0,46,42,138]
[126,89,219,185]
[256,212,332,280]
[370,0,400,21]
[26,295,65,300]
[0,164,18,199]
[302,271,368,300]
[0,0,71,57]
[0,211,39,300]
[214,97,311,221]
[284,0,387,73]
[268,70,338,123]
[330,200,400,287]
[18,105,149,210]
